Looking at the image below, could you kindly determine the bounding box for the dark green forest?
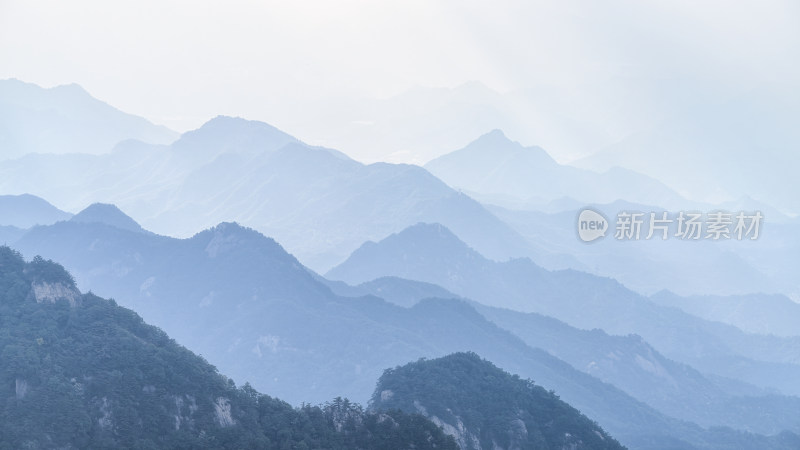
[0,246,457,449]
[371,352,626,450]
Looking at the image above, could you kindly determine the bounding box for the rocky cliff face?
[213,397,235,427]
[413,399,481,450]
[30,281,81,307]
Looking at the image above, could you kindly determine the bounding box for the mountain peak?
[194,116,293,139]
[366,222,479,258]
[51,82,91,97]
[466,129,554,162]
[426,129,555,176]
[172,116,299,160]
[200,115,275,131]
[372,352,625,450]
[70,203,145,233]
[326,223,484,285]
[0,79,178,157]
[473,128,513,146]
[194,222,290,260]
[395,222,464,244]
[0,194,72,228]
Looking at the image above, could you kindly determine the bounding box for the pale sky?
[2,0,798,161]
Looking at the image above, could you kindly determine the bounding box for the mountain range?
[650,290,800,338]
[486,201,799,298]
[2,79,799,449]
[3,202,798,448]
[0,112,576,272]
[423,131,797,298]
[425,129,689,209]
[327,222,800,398]
[574,84,800,214]
[3,81,795,301]
[326,273,800,434]
[0,78,177,158]
[0,245,468,449]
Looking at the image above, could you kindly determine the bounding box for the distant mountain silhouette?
[0,193,71,228]
[71,203,147,234]
[574,86,800,214]
[323,276,462,308]
[473,302,800,435]
[10,214,800,448]
[170,115,300,165]
[9,215,786,448]
[327,269,800,434]
[651,290,800,338]
[425,129,688,209]
[0,116,578,272]
[0,79,177,157]
[327,222,800,399]
[486,201,787,297]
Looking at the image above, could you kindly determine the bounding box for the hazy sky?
[2,0,798,161]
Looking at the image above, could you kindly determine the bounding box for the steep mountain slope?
[0,193,72,228]
[329,272,800,435]
[10,211,800,449]
[0,247,458,449]
[473,304,800,435]
[371,353,625,450]
[0,216,735,447]
[327,223,800,397]
[0,117,574,271]
[425,130,687,209]
[0,79,177,157]
[372,353,800,450]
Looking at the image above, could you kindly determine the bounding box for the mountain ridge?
[327,221,800,399]
[425,129,689,209]
[0,79,177,158]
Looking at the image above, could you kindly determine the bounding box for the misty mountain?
[0,115,577,272]
[651,291,800,338]
[7,210,780,448]
[326,222,800,397]
[371,353,800,450]
[0,79,177,158]
[0,193,72,228]
[425,129,689,209]
[320,275,462,308]
[473,303,800,436]
[371,352,625,450]
[574,84,800,214]
[70,202,148,234]
[0,225,26,245]
[328,261,800,435]
[169,114,302,165]
[486,201,793,297]
[0,246,463,449]
[424,131,798,299]
[276,81,637,166]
